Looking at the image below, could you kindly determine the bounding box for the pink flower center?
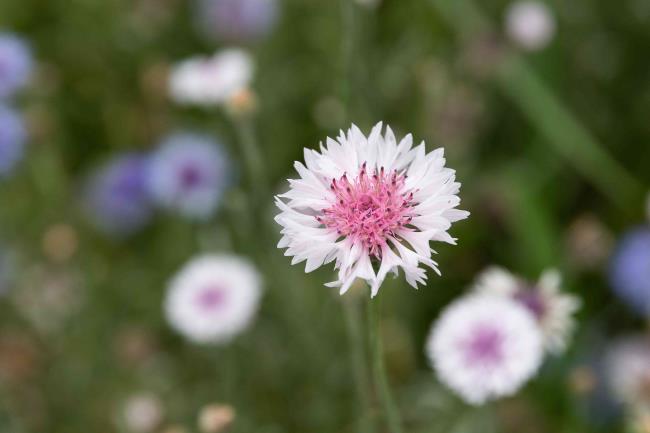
[317,163,415,258]
[462,324,505,367]
[195,286,227,312]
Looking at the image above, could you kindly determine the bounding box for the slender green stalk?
[367,296,403,433]
[231,114,267,197]
[343,298,375,433]
[428,0,644,210]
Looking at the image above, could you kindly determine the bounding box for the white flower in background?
[165,255,262,344]
[426,294,544,405]
[169,49,253,106]
[274,123,469,297]
[474,267,580,354]
[120,392,163,433]
[505,1,556,51]
[604,336,650,406]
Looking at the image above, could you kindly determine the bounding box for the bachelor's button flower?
[0,105,26,178]
[195,0,279,43]
[274,122,469,297]
[473,267,580,354]
[83,154,153,236]
[169,49,253,107]
[148,132,230,220]
[164,254,262,344]
[426,294,544,405]
[0,33,32,99]
[608,227,650,317]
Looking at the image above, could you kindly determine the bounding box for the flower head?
[609,227,650,317]
[275,123,469,297]
[169,49,253,107]
[0,33,32,99]
[604,336,650,407]
[148,132,230,220]
[164,255,262,344]
[505,1,556,51]
[474,267,580,354]
[195,0,279,43]
[426,294,544,405]
[0,105,26,178]
[83,154,153,236]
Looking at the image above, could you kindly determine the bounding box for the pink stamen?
[317,163,416,258]
[462,324,505,367]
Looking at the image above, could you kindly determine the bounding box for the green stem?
[367,296,403,433]
[232,115,267,197]
[343,298,375,433]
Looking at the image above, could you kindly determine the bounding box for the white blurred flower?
[274,122,469,297]
[505,1,556,51]
[604,336,650,407]
[169,49,254,107]
[426,294,544,405]
[165,255,262,344]
[121,393,163,433]
[474,267,580,355]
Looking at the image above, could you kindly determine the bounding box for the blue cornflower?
[148,132,231,220]
[0,33,33,99]
[195,0,279,43]
[0,105,26,178]
[608,227,650,317]
[83,154,154,236]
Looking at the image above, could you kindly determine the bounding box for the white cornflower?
[169,49,253,107]
[274,122,469,297]
[164,255,262,344]
[426,294,544,405]
[505,1,556,51]
[474,267,580,354]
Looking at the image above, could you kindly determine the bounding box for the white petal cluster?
[605,336,650,406]
[474,267,580,354]
[164,255,262,344]
[426,294,544,405]
[505,1,556,51]
[274,122,469,297]
[169,49,253,106]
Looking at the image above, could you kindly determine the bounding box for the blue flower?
[195,0,279,43]
[0,105,26,178]
[83,154,154,236]
[0,33,33,99]
[608,227,650,317]
[148,133,230,220]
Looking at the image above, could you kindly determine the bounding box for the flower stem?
[367,295,403,433]
[231,114,267,197]
[343,298,375,433]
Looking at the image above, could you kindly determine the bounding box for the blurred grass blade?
[429,0,644,209]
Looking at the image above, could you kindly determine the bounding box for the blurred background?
[0,0,649,432]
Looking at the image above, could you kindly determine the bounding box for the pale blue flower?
[0,33,33,99]
[0,105,26,177]
[608,227,650,317]
[148,133,230,220]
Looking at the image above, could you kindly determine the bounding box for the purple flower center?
[195,286,227,312]
[463,324,504,367]
[179,164,203,190]
[514,288,546,320]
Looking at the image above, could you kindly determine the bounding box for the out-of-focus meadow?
[0,0,649,432]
